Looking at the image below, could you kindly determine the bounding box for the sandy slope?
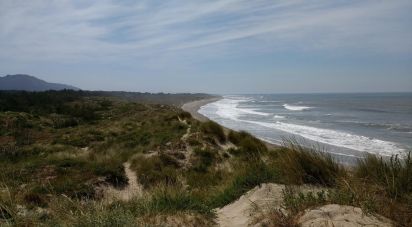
[215,183,393,227]
[216,183,285,227]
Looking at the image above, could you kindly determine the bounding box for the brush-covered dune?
[0,91,411,226]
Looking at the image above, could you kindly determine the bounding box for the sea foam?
[244,120,404,156]
[210,98,269,120]
[283,104,312,111]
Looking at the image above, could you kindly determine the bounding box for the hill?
[0,74,79,91]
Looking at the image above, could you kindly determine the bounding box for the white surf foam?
[283,104,312,111]
[243,120,404,156]
[274,115,285,119]
[238,108,270,116]
[207,98,270,120]
[259,100,281,103]
[211,98,244,121]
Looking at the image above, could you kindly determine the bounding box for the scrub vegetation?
[0,91,411,226]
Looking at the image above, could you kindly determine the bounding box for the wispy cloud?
[0,0,411,62]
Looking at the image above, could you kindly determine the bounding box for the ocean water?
[199,93,412,164]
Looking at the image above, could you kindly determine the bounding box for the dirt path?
[103,162,142,202]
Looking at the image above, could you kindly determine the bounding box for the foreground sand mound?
[216,183,285,227]
[216,183,393,227]
[298,204,392,227]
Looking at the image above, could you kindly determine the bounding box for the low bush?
[282,186,327,214]
[191,148,217,172]
[228,130,267,157]
[92,161,128,188]
[145,186,211,215]
[131,155,180,189]
[201,121,226,143]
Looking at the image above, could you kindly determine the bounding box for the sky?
[0,0,411,94]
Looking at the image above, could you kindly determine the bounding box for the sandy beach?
[182,97,278,149]
[181,97,222,122]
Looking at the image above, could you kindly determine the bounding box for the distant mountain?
[0,74,80,91]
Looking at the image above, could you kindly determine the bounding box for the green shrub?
[282,187,327,214]
[191,148,217,172]
[201,121,226,143]
[92,161,128,188]
[51,178,96,199]
[146,186,211,215]
[228,130,246,145]
[23,191,48,208]
[178,111,192,119]
[131,155,180,189]
[228,130,267,157]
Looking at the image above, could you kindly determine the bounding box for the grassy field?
[0,91,411,226]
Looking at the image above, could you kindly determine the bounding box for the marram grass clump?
[277,140,346,187]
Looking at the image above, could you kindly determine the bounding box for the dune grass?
[208,158,279,208]
[355,152,412,200]
[200,121,226,143]
[276,140,346,187]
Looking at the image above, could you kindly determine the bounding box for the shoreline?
[181,97,222,122]
[181,97,278,149]
[181,97,361,164]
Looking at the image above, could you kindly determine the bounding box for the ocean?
[199,93,412,164]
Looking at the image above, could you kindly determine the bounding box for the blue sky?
[0,0,411,93]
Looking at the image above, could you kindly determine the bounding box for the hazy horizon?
[1,0,411,93]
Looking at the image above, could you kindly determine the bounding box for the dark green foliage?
[131,155,180,189]
[178,111,192,119]
[228,130,267,157]
[0,145,41,162]
[228,130,247,145]
[201,121,226,143]
[51,115,79,129]
[92,161,128,188]
[23,192,48,208]
[191,148,217,172]
[0,206,12,220]
[146,187,211,215]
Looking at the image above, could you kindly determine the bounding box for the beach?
[182,97,279,150]
[181,97,222,122]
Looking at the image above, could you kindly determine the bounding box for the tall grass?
[209,159,279,208]
[227,130,267,157]
[277,140,345,187]
[355,152,412,200]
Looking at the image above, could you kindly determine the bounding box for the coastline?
[181,97,361,162]
[181,97,222,122]
[181,97,278,149]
